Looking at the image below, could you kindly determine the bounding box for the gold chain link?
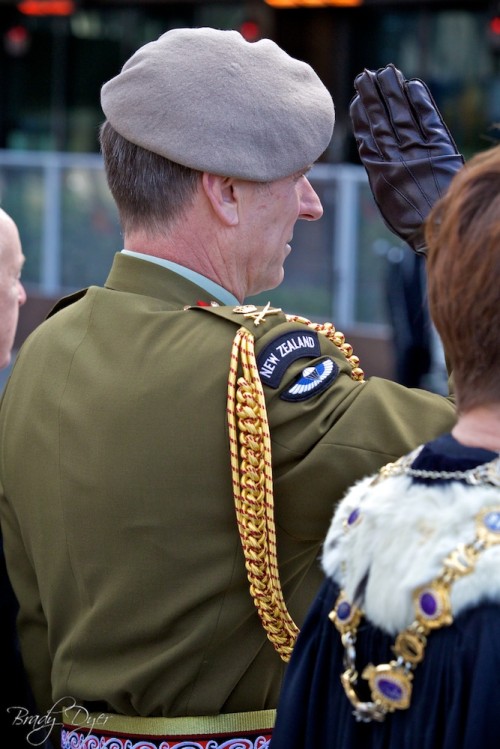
[227,316,365,660]
[228,327,299,662]
[285,315,365,381]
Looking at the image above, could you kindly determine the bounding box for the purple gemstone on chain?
[337,601,351,621]
[484,511,500,533]
[377,678,404,702]
[420,591,437,617]
[347,508,360,526]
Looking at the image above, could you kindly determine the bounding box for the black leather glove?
[350,64,464,255]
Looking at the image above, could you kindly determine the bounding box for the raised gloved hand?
[350,64,464,255]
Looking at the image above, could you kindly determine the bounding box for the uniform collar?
[121,249,239,306]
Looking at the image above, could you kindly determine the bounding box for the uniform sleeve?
[253,322,456,541]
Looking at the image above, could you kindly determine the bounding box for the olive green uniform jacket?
[0,253,456,719]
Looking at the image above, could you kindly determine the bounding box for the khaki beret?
[100,27,335,182]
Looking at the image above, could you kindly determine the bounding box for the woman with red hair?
[271,144,500,749]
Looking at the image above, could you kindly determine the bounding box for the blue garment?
[271,436,500,749]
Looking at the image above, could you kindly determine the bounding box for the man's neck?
[121,250,240,306]
[123,218,246,302]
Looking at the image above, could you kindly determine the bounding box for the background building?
[0,0,497,387]
[0,0,497,158]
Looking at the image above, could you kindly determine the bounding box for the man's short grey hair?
[99,122,201,237]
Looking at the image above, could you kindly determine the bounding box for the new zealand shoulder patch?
[281,357,339,401]
[257,331,321,389]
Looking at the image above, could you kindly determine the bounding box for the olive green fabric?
[0,253,456,719]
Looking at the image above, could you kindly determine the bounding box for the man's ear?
[202,173,239,226]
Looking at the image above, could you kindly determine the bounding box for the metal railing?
[0,149,398,329]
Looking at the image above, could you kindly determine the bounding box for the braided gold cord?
[285,314,365,381]
[228,327,299,662]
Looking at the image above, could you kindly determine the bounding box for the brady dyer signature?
[7,696,108,746]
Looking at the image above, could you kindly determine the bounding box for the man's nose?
[299,178,323,221]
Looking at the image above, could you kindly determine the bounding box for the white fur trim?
[321,473,500,635]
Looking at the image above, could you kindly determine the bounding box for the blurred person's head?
[425,145,500,413]
[0,208,26,370]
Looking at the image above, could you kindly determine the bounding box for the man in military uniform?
[0,30,460,748]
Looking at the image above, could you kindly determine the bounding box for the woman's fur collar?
[321,472,500,635]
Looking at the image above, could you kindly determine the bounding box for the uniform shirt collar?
[121,249,239,306]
